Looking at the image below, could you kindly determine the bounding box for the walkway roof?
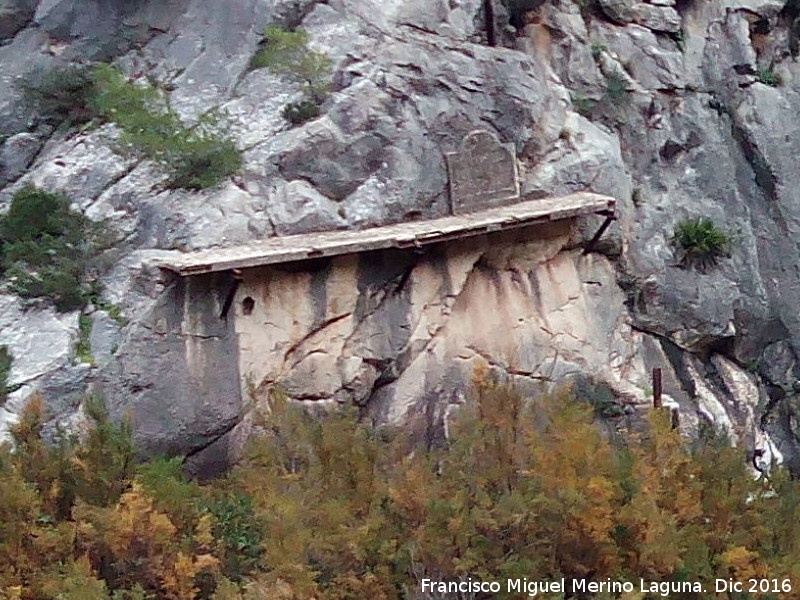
[156,192,615,276]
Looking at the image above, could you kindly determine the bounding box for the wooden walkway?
[157,192,615,276]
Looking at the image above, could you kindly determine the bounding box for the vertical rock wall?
[0,0,798,472]
[97,271,242,467]
[233,223,652,430]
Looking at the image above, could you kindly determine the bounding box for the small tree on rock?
[251,26,332,124]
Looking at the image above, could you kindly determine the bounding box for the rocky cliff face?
[1,0,799,473]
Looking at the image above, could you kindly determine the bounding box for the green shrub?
[571,92,597,118]
[282,99,321,125]
[0,185,102,311]
[161,115,243,190]
[0,345,13,404]
[90,64,173,147]
[252,25,332,124]
[251,26,332,102]
[203,492,264,580]
[756,67,780,86]
[604,72,628,103]
[590,42,607,57]
[4,258,89,312]
[672,217,732,270]
[0,184,87,246]
[91,64,241,190]
[18,64,98,126]
[75,314,94,365]
[19,63,243,188]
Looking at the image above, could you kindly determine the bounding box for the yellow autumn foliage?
[3,373,800,599]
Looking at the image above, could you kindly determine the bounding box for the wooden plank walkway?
[157,192,615,276]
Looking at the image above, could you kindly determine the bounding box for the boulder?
[0,132,41,186]
[0,0,37,41]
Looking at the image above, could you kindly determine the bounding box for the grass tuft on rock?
[756,67,780,87]
[672,217,732,271]
[75,314,95,366]
[604,72,628,103]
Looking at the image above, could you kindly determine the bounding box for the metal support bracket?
[582,210,617,255]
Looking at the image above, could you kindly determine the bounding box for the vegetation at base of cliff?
[90,65,241,190]
[251,26,332,125]
[0,186,106,312]
[672,217,732,270]
[3,372,800,599]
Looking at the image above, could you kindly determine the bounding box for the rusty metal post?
[652,367,662,409]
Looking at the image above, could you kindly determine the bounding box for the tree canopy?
[0,373,798,599]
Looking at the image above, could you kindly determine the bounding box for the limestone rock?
[97,272,243,463]
[0,29,52,139]
[1,126,132,207]
[89,311,123,367]
[35,364,93,439]
[0,0,37,41]
[0,293,78,438]
[760,341,800,391]
[632,3,681,33]
[597,0,637,24]
[0,294,77,387]
[0,132,41,186]
[596,0,680,32]
[269,179,346,235]
[729,0,787,17]
[591,22,684,90]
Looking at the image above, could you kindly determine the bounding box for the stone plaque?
[445,130,520,214]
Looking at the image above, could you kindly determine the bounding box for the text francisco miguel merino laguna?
[420,578,710,597]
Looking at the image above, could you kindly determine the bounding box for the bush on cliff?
[672,217,732,270]
[91,64,242,190]
[18,64,98,126]
[0,345,13,405]
[251,25,332,125]
[19,63,242,190]
[0,185,102,311]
